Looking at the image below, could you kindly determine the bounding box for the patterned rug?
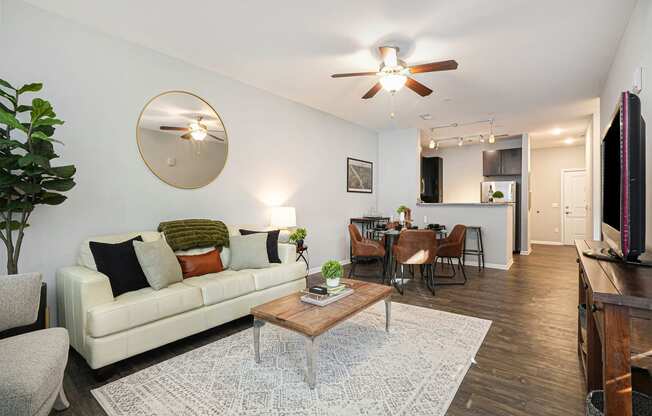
[92,302,491,415]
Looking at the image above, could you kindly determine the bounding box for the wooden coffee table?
[250,279,393,389]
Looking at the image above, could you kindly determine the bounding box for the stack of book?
[300,284,354,307]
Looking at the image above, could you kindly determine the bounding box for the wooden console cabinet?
[576,240,652,415]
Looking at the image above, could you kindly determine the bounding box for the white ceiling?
[25,0,635,140]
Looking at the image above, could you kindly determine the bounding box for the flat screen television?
[601,91,646,262]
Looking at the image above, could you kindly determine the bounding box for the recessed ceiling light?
[420,114,433,120]
[564,137,574,145]
[552,127,562,136]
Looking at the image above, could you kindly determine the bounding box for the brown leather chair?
[433,224,467,285]
[348,224,386,279]
[392,229,437,295]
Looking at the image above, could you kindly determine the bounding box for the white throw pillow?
[229,233,270,271]
[133,239,183,290]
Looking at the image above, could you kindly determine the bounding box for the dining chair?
[392,229,438,295]
[348,224,386,279]
[433,224,468,285]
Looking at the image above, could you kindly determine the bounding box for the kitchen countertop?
[416,202,515,206]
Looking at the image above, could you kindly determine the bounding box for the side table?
[296,245,309,268]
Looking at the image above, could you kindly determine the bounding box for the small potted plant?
[289,227,307,248]
[492,190,505,203]
[321,260,343,288]
[396,205,408,225]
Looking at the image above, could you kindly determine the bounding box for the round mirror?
[137,91,228,189]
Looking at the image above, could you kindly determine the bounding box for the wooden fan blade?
[180,133,192,140]
[331,71,377,78]
[405,78,433,97]
[362,82,382,99]
[408,60,458,74]
[208,134,225,142]
[160,126,189,131]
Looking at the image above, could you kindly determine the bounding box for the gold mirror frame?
[136,91,229,189]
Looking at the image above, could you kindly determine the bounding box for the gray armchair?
[0,273,70,416]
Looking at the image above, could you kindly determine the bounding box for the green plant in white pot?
[492,190,505,203]
[321,260,343,288]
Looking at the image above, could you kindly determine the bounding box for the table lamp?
[270,206,296,229]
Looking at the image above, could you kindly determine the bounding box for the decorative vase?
[326,277,340,288]
[494,198,504,203]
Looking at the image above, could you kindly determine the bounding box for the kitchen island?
[415,202,515,269]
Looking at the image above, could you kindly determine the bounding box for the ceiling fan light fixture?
[189,121,207,141]
[379,74,407,93]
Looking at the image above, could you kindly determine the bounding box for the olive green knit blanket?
[158,219,229,251]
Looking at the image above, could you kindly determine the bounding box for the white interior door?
[562,169,587,245]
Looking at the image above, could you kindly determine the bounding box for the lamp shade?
[270,206,296,228]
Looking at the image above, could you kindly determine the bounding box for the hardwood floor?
[55,244,585,415]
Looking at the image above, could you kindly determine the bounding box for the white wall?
[531,145,586,243]
[0,0,378,321]
[378,128,420,216]
[600,0,652,250]
[421,137,523,203]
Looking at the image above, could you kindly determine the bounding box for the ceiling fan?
[159,117,225,142]
[331,46,458,99]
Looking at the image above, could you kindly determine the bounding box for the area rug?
[92,302,491,416]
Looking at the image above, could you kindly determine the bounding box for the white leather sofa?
[56,228,306,370]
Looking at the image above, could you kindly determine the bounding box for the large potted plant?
[0,78,76,330]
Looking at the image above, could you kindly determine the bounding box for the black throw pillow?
[239,229,281,263]
[89,236,149,297]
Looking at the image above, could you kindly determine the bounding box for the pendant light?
[488,119,496,144]
[429,139,435,149]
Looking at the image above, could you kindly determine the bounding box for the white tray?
[301,288,354,307]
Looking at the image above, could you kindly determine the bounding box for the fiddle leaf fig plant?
[0,78,76,274]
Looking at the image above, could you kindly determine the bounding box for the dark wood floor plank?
[54,244,585,415]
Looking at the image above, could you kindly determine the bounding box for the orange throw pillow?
[176,249,223,278]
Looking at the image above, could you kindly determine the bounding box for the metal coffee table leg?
[253,318,265,363]
[305,336,318,389]
[385,297,391,332]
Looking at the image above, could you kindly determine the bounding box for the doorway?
[561,168,587,245]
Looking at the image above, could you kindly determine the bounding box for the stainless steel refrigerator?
[481,180,520,252]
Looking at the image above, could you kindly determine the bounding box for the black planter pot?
[296,239,304,248]
[0,281,47,340]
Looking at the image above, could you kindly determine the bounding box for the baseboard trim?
[307,259,350,276]
[519,250,531,255]
[462,259,513,271]
[531,240,563,246]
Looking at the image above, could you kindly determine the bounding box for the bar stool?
[463,226,485,271]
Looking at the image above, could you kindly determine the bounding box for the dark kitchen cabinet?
[482,151,501,176]
[420,156,443,203]
[500,148,522,175]
[482,148,522,176]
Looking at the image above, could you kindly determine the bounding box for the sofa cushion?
[229,233,270,271]
[0,328,68,416]
[78,231,162,271]
[174,246,231,269]
[183,270,256,306]
[177,249,224,278]
[133,238,183,290]
[239,229,281,263]
[247,261,306,291]
[86,282,203,337]
[89,236,150,297]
